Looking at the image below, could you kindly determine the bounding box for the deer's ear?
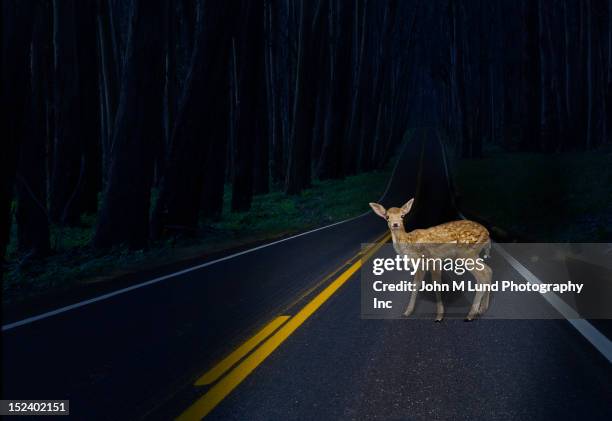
[369,202,387,219]
[400,198,414,216]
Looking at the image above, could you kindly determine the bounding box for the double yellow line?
[177,232,390,420]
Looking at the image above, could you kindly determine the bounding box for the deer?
[369,198,492,322]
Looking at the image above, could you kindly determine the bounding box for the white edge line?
[2,133,413,331]
[1,216,360,332]
[493,243,612,364]
[441,127,612,364]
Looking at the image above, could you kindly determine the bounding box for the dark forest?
[2,0,612,284]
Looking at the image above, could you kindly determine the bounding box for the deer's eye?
[385,216,389,220]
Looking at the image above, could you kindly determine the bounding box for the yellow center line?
[280,230,391,313]
[176,233,390,421]
[195,315,290,386]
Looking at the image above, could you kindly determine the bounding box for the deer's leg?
[478,263,493,314]
[466,263,492,321]
[403,269,424,317]
[432,269,444,322]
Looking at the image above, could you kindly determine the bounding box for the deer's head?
[369,198,414,232]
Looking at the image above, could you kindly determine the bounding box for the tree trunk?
[318,0,354,180]
[232,0,266,210]
[76,1,102,213]
[586,0,593,150]
[252,64,270,195]
[285,0,324,194]
[200,111,228,220]
[452,0,471,158]
[96,0,119,184]
[475,0,488,158]
[1,0,33,278]
[344,0,368,175]
[562,0,572,151]
[16,0,51,258]
[367,0,398,168]
[49,0,83,225]
[520,0,541,151]
[93,0,166,249]
[152,1,237,235]
[267,0,284,185]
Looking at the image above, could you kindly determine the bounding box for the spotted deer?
[369,198,492,321]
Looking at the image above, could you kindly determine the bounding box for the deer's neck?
[390,228,411,245]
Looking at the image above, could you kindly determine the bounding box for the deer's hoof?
[464,317,474,322]
[434,318,443,323]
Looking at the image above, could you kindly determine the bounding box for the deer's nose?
[392,222,400,228]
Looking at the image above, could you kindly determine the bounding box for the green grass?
[3,151,400,305]
[454,151,612,241]
[210,170,390,236]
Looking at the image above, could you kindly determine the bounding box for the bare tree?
[94,0,166,249]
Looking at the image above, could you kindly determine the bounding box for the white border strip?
[2,133,413,331]
[494,243,612,364]
[2,217,360,332]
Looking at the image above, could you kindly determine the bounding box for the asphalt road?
[2,130,611,420]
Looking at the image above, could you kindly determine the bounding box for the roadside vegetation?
[2,1,418,308]
[3,162,394,306]
[454,151,612,242]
